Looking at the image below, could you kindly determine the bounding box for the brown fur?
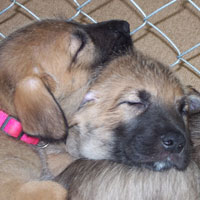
[66,51,200,171]
[0,19,132,199]
[55,52,200,199]
[56,159,200,200]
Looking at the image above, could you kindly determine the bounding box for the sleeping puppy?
[0,19,133,199]
[55,52,200,200]
[66,51,200,172]
[55,87,200,200]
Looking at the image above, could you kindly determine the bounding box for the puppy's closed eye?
[119,100,145,108]
[118,90,151,111]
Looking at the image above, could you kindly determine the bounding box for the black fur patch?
[83,20,133,66]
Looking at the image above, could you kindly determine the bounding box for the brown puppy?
[0,19,133,199]
[55,89,200,200]
[55,52,200,200]
[55,159,200,200]
[66,51,200,171]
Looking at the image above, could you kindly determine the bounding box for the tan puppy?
[66,51,200,171]
[56,88,200,200]
[0,19,133,199]
[55,52,200,199]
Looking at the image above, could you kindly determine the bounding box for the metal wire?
[0,0,200,76]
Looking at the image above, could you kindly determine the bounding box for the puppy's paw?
[15,181,67,200]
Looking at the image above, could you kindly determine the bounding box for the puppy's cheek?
[66,126,114,160]
[79,138,113,160]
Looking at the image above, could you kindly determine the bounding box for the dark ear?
[14,76,68,140]
[186,86,200,115]
[188,95,200,114]
[186,87,200,156]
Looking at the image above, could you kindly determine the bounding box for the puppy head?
[67,53,200,171]
[5,19,132,140]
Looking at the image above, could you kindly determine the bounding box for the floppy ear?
[186,86,200,115]
[188,95,200,114]
[186,87,200,156]
[14,76,68,140]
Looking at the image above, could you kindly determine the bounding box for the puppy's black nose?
[161,132,186,153]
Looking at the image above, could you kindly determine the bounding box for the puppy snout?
[161,132,186,153]
[121,21,130,35]
[115,21,130,37]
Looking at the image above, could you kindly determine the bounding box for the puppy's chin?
[135,152,190,171]
[115,148,190,172]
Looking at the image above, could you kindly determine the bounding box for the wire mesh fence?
[0,0,200,77]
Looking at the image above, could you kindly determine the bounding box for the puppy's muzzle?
[113,104,190,171]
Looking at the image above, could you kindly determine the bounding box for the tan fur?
[59,51,200,199]
[0,20,87,199]
[67,52,189,160]
[0,20,96,132]
[0,19,132,199]
[46,143,76,176]
[15,181,67,200]
[56,159,200,200]
[14,76,66,139]
[0,19,95,199]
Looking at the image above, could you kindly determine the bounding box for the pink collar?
[0,110,40,145]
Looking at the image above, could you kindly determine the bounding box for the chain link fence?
[0,0,200,77]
